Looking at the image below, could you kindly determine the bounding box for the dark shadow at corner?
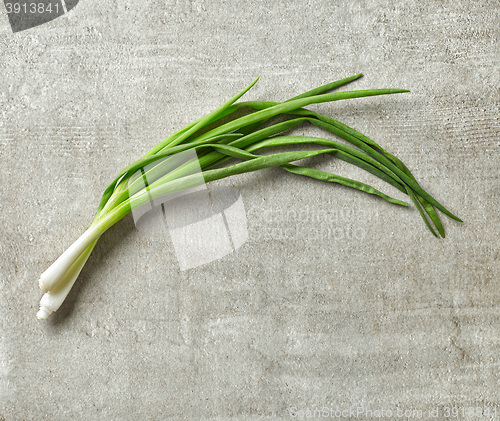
[65,0,80,12]
[6,0,80,33]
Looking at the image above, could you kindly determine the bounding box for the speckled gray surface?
[0,1,499,420]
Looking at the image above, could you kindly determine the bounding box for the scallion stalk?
[36,74,461,319]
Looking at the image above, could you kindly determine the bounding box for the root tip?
[36,307,52,320]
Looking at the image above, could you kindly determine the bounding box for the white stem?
[37,241,96,320]
[38,226,98,293]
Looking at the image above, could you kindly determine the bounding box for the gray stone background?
[0,0,498,419]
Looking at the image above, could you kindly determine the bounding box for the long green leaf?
[281,164,410,207]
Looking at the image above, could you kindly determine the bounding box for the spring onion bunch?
[36,74,461,320]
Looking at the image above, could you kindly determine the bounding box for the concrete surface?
[0,0,499,419]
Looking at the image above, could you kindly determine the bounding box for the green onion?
[36,74,461,319]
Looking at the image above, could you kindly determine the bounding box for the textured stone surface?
[0,0,498,419]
